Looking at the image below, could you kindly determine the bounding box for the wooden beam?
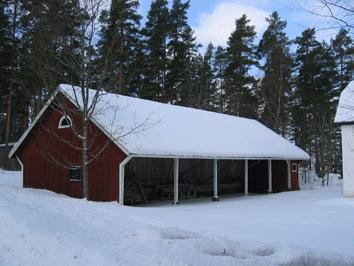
[287,160,291,190]
[268,159,272,193]
[244,159,248,195]
[173,158,179,204]
[212,159,219,201]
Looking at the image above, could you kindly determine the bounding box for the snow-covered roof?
[335,81,354,124]
[10,84,309,160]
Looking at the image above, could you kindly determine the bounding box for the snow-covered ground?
[0,170,353,265]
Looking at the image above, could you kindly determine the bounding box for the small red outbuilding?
[9,84,309,204]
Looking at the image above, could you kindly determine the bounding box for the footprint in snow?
[159,227,199,240]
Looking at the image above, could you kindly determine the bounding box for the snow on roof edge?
[335,81,354,124]
[130,153,308,160]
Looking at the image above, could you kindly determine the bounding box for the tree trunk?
[118,23,124,94]
[82,116,89,199]
[5,90,12,146]
[5,0,19,147]
[34,89,42,116]
[275,50,283,134]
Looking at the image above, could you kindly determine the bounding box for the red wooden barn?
[9,84,309,205]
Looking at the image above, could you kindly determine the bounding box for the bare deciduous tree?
[31,0,150,199]
[294,0,353,31]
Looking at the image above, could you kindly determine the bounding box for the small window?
[69,167,82,182]
[58,115,72,129]
[292,163,297,173]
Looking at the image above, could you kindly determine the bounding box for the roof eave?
[129,153,310,161]
[334,120,354,126]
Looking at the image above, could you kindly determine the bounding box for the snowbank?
[300,171,343,190]
[0,170,353,265]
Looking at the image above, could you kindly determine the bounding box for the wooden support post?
[244,159,248,195]
[16,156,23,188]
[119,156,132,205]
[287,160,291,191]
[212,159,219,201]
[174,158,179,205]
[268,159,272,193]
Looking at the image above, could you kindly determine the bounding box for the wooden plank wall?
[125,158,291,204]
[18,95,126,201]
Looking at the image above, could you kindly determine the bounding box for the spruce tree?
[224,14,258,118]
[258,11,292,135]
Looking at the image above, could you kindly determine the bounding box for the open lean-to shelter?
[9,84,309,205]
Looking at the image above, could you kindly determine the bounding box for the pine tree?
[0,1,11,93]
[293,28,338,177]
[213,46,227,113]
[314,42,338,179]
[330,29,354,174]
[141,0,169,101]
[0,0,11,143]
[331,28,354,90]
[199,43,216,110]
[2,0,26,145]
[292,28,319,156]
[166,0,198,106]
[98,0,142,95]
[190,43,216,110]
[21,0,83,91]
[258,11,292,135]
[224,14,258,118]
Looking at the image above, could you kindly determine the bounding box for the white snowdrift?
[0,170,353,266]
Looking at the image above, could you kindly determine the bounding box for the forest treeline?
[0,0,353,177]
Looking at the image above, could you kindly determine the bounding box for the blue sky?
[138,0,339,49]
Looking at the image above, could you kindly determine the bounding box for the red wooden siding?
[247,160,299,193]
[291,161,300,190]
[17,95,126,201]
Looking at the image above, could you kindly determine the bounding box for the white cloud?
[193,2,269,47]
